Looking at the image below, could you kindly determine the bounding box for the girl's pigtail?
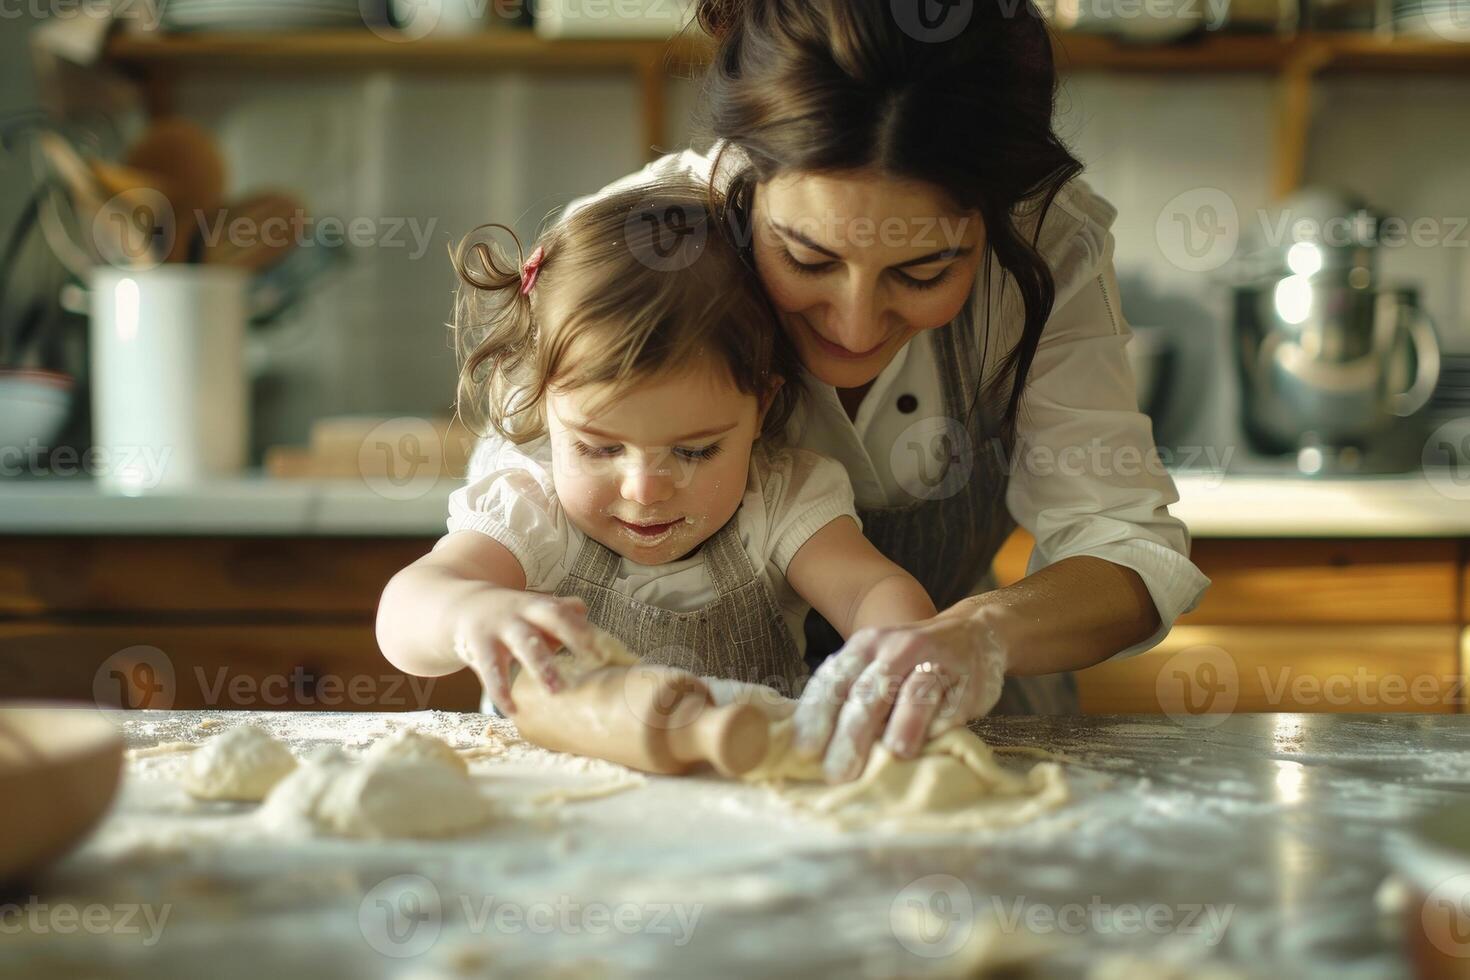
[448,224,546,444]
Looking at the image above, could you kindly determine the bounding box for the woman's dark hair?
[694,0,1083,448]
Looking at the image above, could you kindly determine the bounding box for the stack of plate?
[1425,352,1470,467]
[1431,354,1470,411]
[159,0,373,33]
[1392,0,1470,40]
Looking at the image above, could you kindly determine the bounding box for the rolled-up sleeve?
[1005,232,1211,661]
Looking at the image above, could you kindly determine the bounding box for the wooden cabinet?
[1074,625,1463,715]
[995,531,1469,714]
[3,531,1466,714]
[0,536,478,712]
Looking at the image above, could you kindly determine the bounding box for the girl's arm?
[783,516,937,637]
[375,531,594,711]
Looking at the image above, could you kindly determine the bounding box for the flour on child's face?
[546,355,768,567]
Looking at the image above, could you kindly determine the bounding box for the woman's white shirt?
[560,148,1211,661]
[438,438,860,658]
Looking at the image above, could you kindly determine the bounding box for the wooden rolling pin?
[511,662,770,778]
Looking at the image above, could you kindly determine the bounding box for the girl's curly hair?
[449,176,803,447]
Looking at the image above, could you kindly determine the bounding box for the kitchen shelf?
[104,28,1470,74]
[1053,31,1470,73]
[104,29,712,72]
[103,30,713,159]
[101,28,1470,179]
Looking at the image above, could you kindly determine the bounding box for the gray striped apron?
[801,307,1080,715]
[551,511,810,699]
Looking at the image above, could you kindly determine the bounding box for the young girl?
[376,177,938,716]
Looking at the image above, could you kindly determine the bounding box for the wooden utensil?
[88,159,176,201]
[124,118,227,263]
[88,158,183,265]
[34,132,163,269]
[0,703,124,883]
[201,191,304,271]
[511,662,771,778]
[33,131,105,264]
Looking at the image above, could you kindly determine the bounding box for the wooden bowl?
[0,704,124,883]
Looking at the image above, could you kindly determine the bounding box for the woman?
[553,0,1209,782]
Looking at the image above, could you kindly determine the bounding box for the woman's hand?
[791,614,1008,782]
[449,589,595,714]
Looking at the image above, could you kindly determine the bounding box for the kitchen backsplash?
[64,64,1470,463]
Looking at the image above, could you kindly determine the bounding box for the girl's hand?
[450,589,596,714]
[790,615,1008,783]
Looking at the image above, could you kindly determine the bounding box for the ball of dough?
[258,746,491,840]
[256,747,349,832]
[364,728,466,774]
[184,724,297,801]
[317,760,493,839]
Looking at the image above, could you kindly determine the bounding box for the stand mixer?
[1232,189,1442,475]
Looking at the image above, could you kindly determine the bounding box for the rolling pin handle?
[665,701,770,778]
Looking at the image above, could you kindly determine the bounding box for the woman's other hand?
[790,615,1008,782]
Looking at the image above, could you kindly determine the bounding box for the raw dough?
[527,775,647,806]
[128,740,199,759]
[743,712,1068,831]
[364,728,467,774]
[256,746,346,829]
[259,746,492,839]
[317,760,492,839]
[1088,953,1247,980]
[555,628,640,683]
[518,647,1068,831]
[184,725,297,802]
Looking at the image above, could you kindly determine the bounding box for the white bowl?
[0,370,75,461]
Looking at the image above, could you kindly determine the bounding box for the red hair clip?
[520,245,546,296]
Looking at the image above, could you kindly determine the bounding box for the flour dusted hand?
[450,588,600,714]
[793,616,1009,783]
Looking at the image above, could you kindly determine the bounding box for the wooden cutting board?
[265,414,475,480]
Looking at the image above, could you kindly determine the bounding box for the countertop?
[7,710,1466,978]
[0,468,1466,538]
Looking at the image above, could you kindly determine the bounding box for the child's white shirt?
[435,437,861,659]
